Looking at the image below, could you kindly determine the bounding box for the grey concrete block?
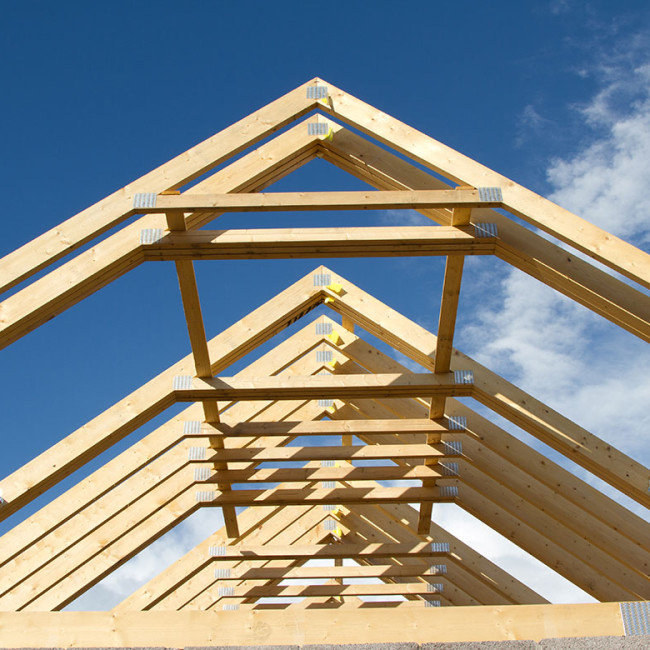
[421,642,536,649]
[186,647,298,650]
[539,635,650,648]
[304,645,418,650]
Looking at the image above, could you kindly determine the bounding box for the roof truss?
[1,78,649,645]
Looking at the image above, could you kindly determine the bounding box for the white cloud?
[454,39,650,601]
[66,508,224,611]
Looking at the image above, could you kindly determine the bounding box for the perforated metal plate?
[173,375,192,390]
[218,586,235,597]
[447,415,466,431]
[321,460,335,468]
[424,600,441,607]
[183,420,202,435]
[431,564,447,574]
[322,504,336,511]
[473,222,498,238]
[195,491,213,503]
[189,447,207,461]
[140,228,164,244]
[313,272,332,286]
[194,467,211,482]
[324,519,338,530]
[316,322,333,335]
[223,604,239,611]
[316,350,333,362]
[621,601,650,635]
[443,440,463,455]
[478,187,503,202]
[440,486,459,498]
[209,545,227,556]
[214,568,231,579]
[307,86,328,99]
[318,399,334,407]
[322,481,336,489]
[133,192,157,209]
[453,370,474,385]
[427,582,444,592]
[439,462,459,476]
[431,542,450,553]
[308,123,330,136]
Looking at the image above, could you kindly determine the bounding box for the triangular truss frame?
[1,78,649,645]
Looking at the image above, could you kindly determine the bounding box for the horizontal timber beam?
[197,465,449,483]
[197,417,455,437]
[201,442,459,463]
[216,564,446,580]
[173,372,474,401]
[0,602,627,645]
[141,226,496,260]
[208,542,449,561]
[136,189,503,213]
[196,486,458,507]
[214,583,443,598]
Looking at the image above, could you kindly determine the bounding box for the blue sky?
[1,0,650,608]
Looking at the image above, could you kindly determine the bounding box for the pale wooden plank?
[0,79,320,293]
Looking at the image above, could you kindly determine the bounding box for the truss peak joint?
[478,186,503,202]
[133,192,157,209]
[313,272,332,286]
[315,322,333,335]
[307,85,329,99]
[316,350,333,363]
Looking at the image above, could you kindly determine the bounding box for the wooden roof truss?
[1,78,649,645]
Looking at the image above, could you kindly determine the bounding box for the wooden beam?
[197,486,458,507]
[0,602,627,645]
[0,80,321,293]
[141,226,496,260]
[0,120,320,349]
[0,267,323,520]
[322,79,650,289]
[207,542,450,561]
[173,372,474,402]
[216,565,446,580]
[0,320,324,568]
[214,583,442,598]
[165,213,238,538]
[202,443,457,463]
[137,189,502,213]
[322,267,650,506]
[199,417,452,437]
[322,126,650,343]
[198,465,448,483]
